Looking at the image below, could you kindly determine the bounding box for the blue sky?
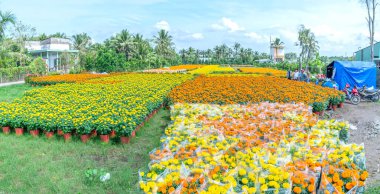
[0,0,372,56]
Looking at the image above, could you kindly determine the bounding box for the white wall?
[25,41,41,51]
[42,43,70,50]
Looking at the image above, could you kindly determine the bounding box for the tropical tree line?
[0,9,349,75]
[79,29,179,72]
[179,43,271,65]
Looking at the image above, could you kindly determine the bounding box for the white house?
[25,38,79,72]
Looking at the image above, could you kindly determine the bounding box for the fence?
[0,66,31,84]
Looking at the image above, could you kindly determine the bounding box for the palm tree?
[71,33,92,51]
[50,32,68,39]
[296,25,319,72]
[0,11,16,40]
[37,33,48,41]
[271,38,284,47]
[153,30,175,66]
[233,42,241,64]
[179,49,187,63]
[111,29,134,59]
[205,49,213,64]
[133,33,152,63]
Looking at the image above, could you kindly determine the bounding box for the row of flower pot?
[0,126,139,144]
[313,102,344,116]
[0,105,166,144]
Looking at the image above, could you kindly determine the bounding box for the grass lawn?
[366,184,380,194]
[0,84,37,102]
[0,108,170,193]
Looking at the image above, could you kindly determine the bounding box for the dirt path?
[331,102,380,186]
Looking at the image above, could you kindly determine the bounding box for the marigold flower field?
[0,74,192,137]
[0,66,368,193]
[239,67,287,77]
[169,76,344,112]
[28,73,111,85]
[140,103,367,194]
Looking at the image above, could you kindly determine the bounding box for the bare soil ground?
[331,102,380,186]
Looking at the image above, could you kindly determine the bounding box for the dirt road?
[332,102,380,186]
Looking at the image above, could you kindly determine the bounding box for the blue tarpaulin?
[327,61,377,90]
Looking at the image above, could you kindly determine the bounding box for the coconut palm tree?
[72,33,92,51]
[296,25,319,71]
[0,11,16,40]
[179,49,187,63]
[154,30,175,66]
[111,29,134,59]
[271,38,284,47]
[50,32,68,39]
[133,33,152,63]
[233,42,241,63]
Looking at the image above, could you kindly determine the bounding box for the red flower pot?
[100,134,110,143]
[63,133,71,141]
[319,111,325,116]
[120,136,130,144]
[131,130,136,137]
[314,112,320,116]
[338,103,344,108]
[45,131,54,139]
[2,126,10,134]
[80,134,90,143]
[90,130,97,138]
[15,128,24,136]
[29,130,39,137]
[332,105,337,111]
[57,129,64,136]
[110,130,116,138]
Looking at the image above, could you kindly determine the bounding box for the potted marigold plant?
[312,101,327,116]
[119,125,132,144]
[338,93,345,108]
[0,113,11,134]
[59,120,74,141]
[97,124,111,143]
[330,96,341,111]
[26,117,40,137]
[77,122,93,143]
[11,115,25,136]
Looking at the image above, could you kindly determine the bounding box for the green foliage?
[0,108,170,193]
[92,47,126,72]
[85,168,107,184]
[339,126,349,143]
[30,57,46,75]
[330,96,341,105]
[0,66,31,81]
[312,101,328,112]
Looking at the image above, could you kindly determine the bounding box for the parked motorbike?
[358,85,380,102]
[343,84,360,105]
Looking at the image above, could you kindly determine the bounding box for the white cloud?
[155,20,170,31]
[211,17,244,32]
[211,23,224,30]
[191,33,204,40]
[244,32,269,43]
[177,32,204,41]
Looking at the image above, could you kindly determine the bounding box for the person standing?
[293,69,299,80]
[287,70,292,80]
[306,71,311,83]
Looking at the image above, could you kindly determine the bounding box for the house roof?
[354,42,380,53]
[29,49,79,53]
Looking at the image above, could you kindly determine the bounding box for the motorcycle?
[343,84,360,105]
[358,85,380,102]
